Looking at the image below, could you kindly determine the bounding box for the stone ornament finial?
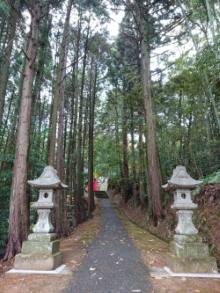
[28,165,68,190]
[162,165,202,190]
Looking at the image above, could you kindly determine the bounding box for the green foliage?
[29,203,37,231]
[209,243,216,255]
[108,176,120,188]
[162,192,171,207]
[0,1,10,18]
[202,227,211,243]
[142,192,148,200]
[0,168,12,257]
[0,150,46,256]
[67,203,76,228]
[192,170,220,195]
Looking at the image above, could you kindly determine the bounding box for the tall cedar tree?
[4,0,42,261]
[123,0,178,224]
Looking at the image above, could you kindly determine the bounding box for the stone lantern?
[163,166,218,274]
[14,166,67,271]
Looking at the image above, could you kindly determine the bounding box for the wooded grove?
[1,0,220,261]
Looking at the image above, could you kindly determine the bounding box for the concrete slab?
[149,267,171,278]
[5,264,71,275]
[164,266,220,278]
[14,251,63,271]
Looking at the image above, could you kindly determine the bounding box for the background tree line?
[0,0,220,260]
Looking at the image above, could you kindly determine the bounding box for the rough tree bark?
[4,0,42,261]
[138,108,147,209]
[137,3,164,224]
[0,0,20,125]
[122,90,129,203]
[71,11,82,207]
[130,102,137,207]
[48,0,73,166]
[88,60,97,216]
[53,0,73,236]
[75,21,90,224]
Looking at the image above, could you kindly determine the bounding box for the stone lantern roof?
[162,165,202,191]
[28,166,68,189]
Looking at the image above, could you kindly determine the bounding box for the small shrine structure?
[163,165,218,274]
[14,166,67,271]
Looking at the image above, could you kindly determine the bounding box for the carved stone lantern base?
[166,255,218,274]
[175,210,198,235]
[33,208,54,233]
[166,235,218,273]
[14,233,62,271]
[167,199,218,273]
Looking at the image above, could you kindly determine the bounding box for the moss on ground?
[80,210,103,244]
[115,207,169,253]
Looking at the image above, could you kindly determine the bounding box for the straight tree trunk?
[32,14,52,114]
[88,60,97,216]
[62,114,69,235]
[0,0,20,125]
[114,102,123,178]
[138,5,164,225]
[0,18,8,47]
[54,0,73,236]
[0,86,16,158]
[138,115,147,209]
[31,14,52,152]
[69,12,82,208]
[66,67,77,207]
[75,22,90,223]
[122,93,129,203]
[47,3,73,167]
[178,94,183,162]
[3,0,42,261]
[130,105,137,207]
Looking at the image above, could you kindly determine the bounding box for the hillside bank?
[108,183,220,269]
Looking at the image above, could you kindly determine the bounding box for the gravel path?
[64,198,153,293]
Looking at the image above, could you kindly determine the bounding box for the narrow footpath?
[64,198,153,293]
